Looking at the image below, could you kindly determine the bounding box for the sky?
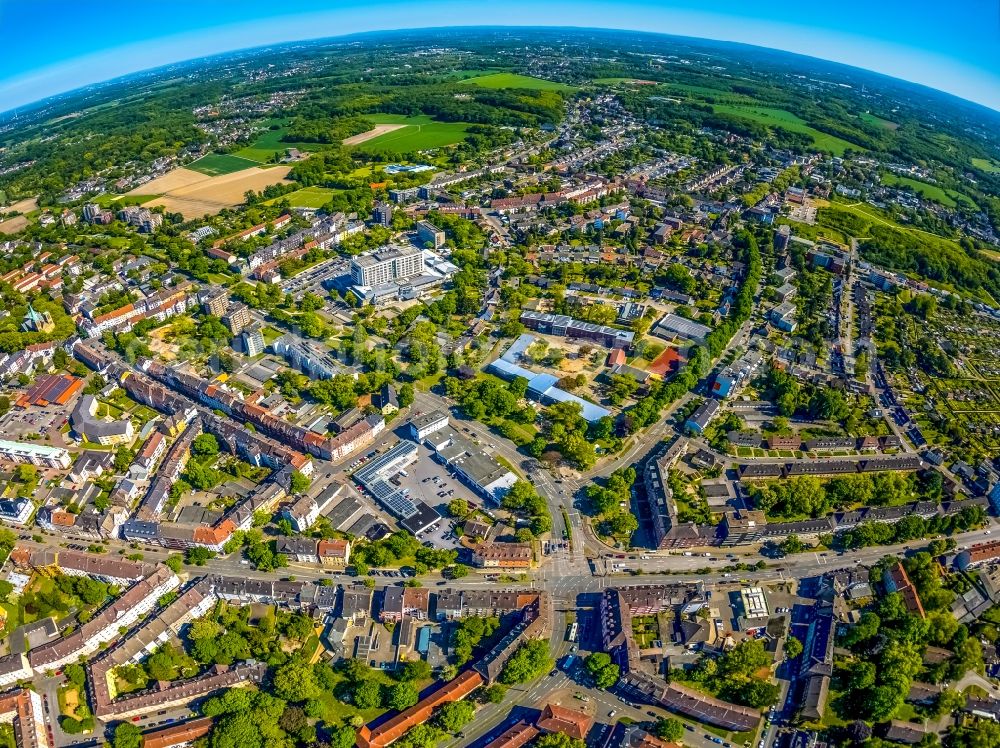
[0,0,998,113]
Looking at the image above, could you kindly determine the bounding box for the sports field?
[460,72,575,92]
[352,114,470,154]
[711,104,859,156]
[268,186,338,209]
[187,153,262,176]
[972,157,1000,174]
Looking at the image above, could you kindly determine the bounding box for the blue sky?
[0,0,998,112]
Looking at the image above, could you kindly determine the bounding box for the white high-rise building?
[350,246,424,287]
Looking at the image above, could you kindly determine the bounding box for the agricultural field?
[233,120,329,162]
[860,113,899,130]
[352,114,471,154]
[460,72,576,91]
[266,186,338,208]
[711,104,860,155]
[187,152,263,176]
[972,157,1000,174]
[132,165,293,218]
[343,124,408,146]
[0,215,28,235]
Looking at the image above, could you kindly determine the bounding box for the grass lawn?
[711,104,860,155]
[972,157,1000,174]
[187,153,262,176]
[0,602,21,638]
[414,370,446,392]
[315,688,384,726]
[261,326,284,345]
[354,115,471,154]
[776,217,849,247]
[267,186,338,209]
[460,72,576,92]
[57,685,82,718]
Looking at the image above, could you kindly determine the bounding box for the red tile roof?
[536,703,594,741]
[357,671,483,748]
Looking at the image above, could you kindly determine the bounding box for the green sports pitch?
[266,186,338,209]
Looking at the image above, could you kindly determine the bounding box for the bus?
[567,622,579,643]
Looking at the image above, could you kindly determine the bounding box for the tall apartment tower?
[372,202,393,227]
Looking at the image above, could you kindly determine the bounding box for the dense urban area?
[0,26,997,748]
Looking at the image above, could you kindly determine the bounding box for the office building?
[70,395,135,446]
[350,246,424,287]
[408,411,450,441]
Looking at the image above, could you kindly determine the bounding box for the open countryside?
[972,157,1000,174]
[711,104,861,155]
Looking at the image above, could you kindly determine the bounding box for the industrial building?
[424,426,519,502]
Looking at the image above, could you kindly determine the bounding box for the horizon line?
[3,24,999,120]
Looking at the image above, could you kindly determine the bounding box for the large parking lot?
[280,257,348,296]
[0,405,72,443]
